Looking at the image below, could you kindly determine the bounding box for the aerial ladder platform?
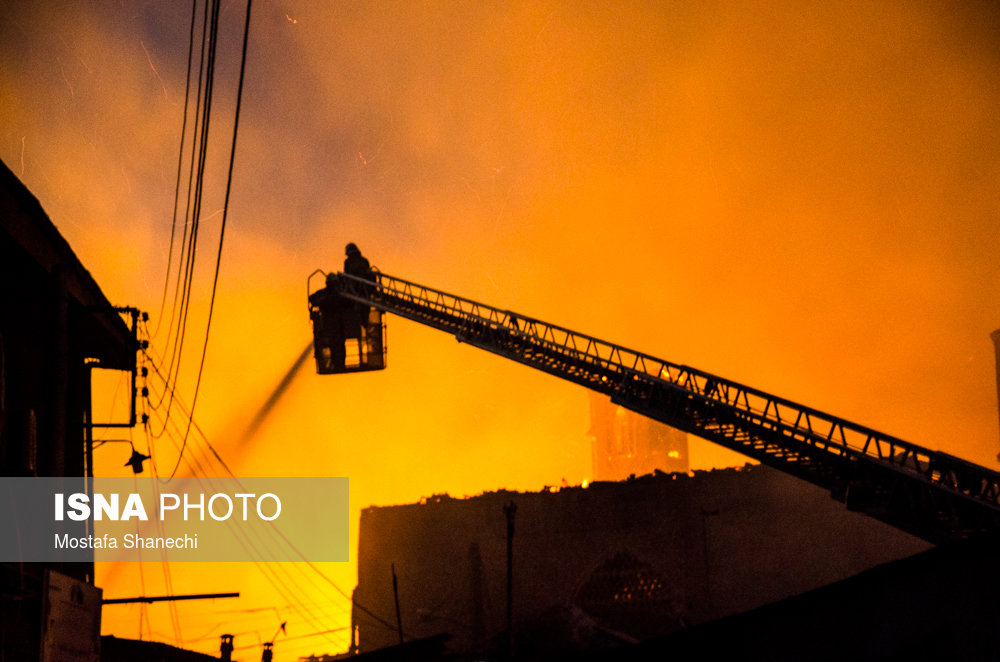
[309,270,1000,545]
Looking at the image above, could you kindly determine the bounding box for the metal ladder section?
[335,271,1000,544]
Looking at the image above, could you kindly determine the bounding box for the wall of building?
[1,159,134,661]
[354,464,930,656]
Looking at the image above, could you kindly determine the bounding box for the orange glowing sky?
[3,1,1000,658]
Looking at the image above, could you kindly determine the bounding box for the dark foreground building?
[1,159,136,661]
[101,636,221,662]
[607,534,1000,662]
[354,464,930,657]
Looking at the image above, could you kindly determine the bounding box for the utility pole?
[991,330,1000,462]
[701,508,720,618]
[392,563,404,645]
[504,501,517,659]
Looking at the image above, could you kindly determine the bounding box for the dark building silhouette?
[100,636,221,662]
[353,464,930,657]
[1,159,136,661]
[611,535,1000,661]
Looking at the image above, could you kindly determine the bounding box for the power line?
[167,0,254,479]
[231,627,350,652]
[140,401,346,649]
[125,0,398,648]
[139,348,401,641]
[140,363,352,648]
[149,0,217,426]
[153,0,199,339]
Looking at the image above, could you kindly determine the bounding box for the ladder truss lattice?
[334,271,1000,544]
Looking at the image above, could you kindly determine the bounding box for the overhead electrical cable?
[150,0,217,422]
[131,0,397,647]
[142,399,344,647]
[142,367,351,646]
[152,0,200,339]
[165,0,253,479]
[140,349,399,637]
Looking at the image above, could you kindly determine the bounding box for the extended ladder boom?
[324,270,1000,544]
